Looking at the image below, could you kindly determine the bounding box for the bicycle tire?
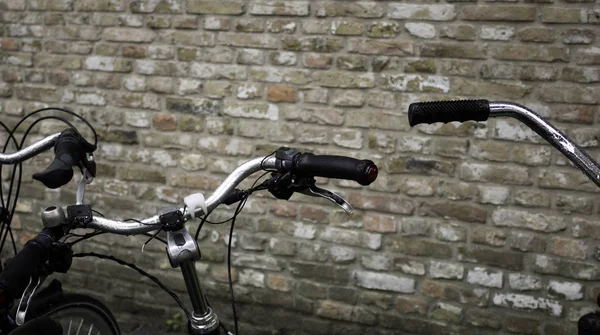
[26,293,120,335]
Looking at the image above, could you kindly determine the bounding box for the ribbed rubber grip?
[0,229,58,303]
[408,100,490,126]
[294,154,378,186]
[32,130,85,189]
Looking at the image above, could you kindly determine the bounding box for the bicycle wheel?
[26,293,120,335]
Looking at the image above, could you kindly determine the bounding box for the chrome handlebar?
[0,133,62,164]
[86,157,278,235]
[489,102,600,188]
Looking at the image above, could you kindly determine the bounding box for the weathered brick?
[459,246,524,271]
[250,1,308,16]
[517,27,556,43]
[492,293,562,316]
[505,316,542,334]
[534,254,600,280]
[204,16,231,31]
[113,92,160,110]
[509,273,542,291]
[462,6,536,21]
[440,25,476,41]
[549,237,587,260]
[331,90,364,107]
[459,162,532,185]
[285,107,343,126]
[282,36,344,53]
[353,271,414,293]
[266,84,295,102]
[119,167,165,183]
[103,28,156,42]
[387,156,453,176]
[421,43,486,59]
[302,53,332,69]
[382,74,449,93]
[519,65,558,81]
[440,60,478,77]
[481,26,515,41]
[318,72,374,89]
[493,45,569,62]
[387,237,452,259]
[465,309,501,330]
[556,194,594,214]
[76,0,123,11]
[542,7,584,23]
[316,2,384,18]
[492,208,565,233]
[203,81,231,99]
[420,279,489,306]
[235,19,264,33]
[561,67,600,83]
[15,85,59,102]
[543,85,600,105]
[250,66,310,85]
[435,223,466,242]
[539,168,598,192]
[223,102,277,120]
[348,38,413,56]
[367,22,400,38]
[389,4,456,21]
[186,1,244,15]
[269,51,296,66]
[289,262,349,284]
[421,201,487,223]
[173,16,197,29]
[562,29,594,45]
[430,261,464,280]
[190,63,246,80]
[267,20,296,34]
[84,56,132,72]
[472,226,506,247]
[548,280,583,300]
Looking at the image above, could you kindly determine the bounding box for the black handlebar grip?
[294,154,378,186]
[32,131,85,189]
[0,229,57,303]
[408,99,490,126]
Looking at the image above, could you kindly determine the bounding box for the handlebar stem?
[489,102,600,188]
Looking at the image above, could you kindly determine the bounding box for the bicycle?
[407,99,600,335]
[0,114,379,334]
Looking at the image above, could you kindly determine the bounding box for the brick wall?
[1,0,599,334]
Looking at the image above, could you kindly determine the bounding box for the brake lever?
[298,185,354,214]
[15,274,46,325]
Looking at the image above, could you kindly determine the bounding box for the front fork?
[160,207,221,335]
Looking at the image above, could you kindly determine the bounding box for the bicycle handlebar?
[408,100,600,188]
[0,133,62,165]
[87,156,278,234]
[85,153,377,235]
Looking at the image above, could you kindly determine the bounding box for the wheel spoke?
[68,319,72,335]
[76,318,83,335]
[87,323,94,335]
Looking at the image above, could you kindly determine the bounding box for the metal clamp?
[166,228,200,268]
